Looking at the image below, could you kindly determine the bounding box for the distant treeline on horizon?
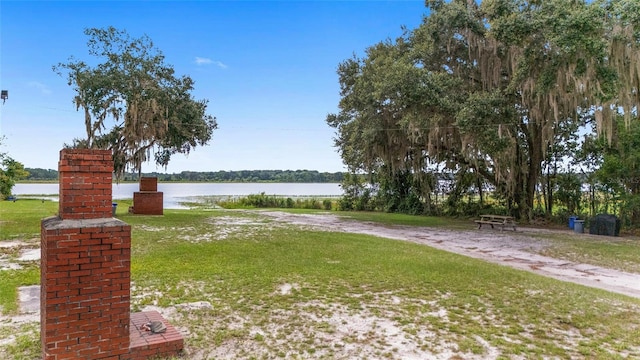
[24,168,345,183]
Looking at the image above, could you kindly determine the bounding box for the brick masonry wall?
[58,149,114,220]
[41,217,132,360]
[132,192,163,215]
[139,177,158,192]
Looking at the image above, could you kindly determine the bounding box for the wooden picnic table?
[474,214,517,231]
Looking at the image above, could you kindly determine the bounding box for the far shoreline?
[17,180,343,184]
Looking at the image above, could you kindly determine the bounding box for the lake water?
[13,182,344,209]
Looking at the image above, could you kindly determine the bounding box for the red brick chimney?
[40,149,182,360]
[57,149,114,220]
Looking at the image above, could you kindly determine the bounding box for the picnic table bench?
[474,214,517,231]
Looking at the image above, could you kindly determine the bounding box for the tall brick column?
[41,149,131,359]
[41,149,183,360]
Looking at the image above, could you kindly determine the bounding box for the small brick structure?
[132,177,163,215]
[41,149,183,360]
[129,311,184,358]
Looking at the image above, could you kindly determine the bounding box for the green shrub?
[216,193,335,211]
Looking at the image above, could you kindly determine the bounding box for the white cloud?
[27,81,52,95]
[213,61,228,69]
[195,56,213,65]
[195,57,227,69]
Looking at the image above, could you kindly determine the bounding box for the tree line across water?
[23,168,345,183]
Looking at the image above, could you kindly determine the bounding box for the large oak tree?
[328,0,639,219]
[55,27,217,178]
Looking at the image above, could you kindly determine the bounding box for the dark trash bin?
[569,215,578,229]
[589,214,620,236]
[112,203,118,216]
[574,220,585,233]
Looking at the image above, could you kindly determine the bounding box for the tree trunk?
[524,123,543,222]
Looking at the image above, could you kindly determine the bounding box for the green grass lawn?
[531,232,640,274]
[1,201,640,359]
[334,210,472,229]
[0,199,56,314]
[0,199,58,240]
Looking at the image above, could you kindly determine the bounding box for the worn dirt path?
[258,211,640,299]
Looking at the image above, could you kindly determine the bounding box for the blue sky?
[0,0,427,173]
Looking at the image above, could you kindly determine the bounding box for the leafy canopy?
[327,0,639,219]
[0,137,29,198]
[54,27,217,178]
